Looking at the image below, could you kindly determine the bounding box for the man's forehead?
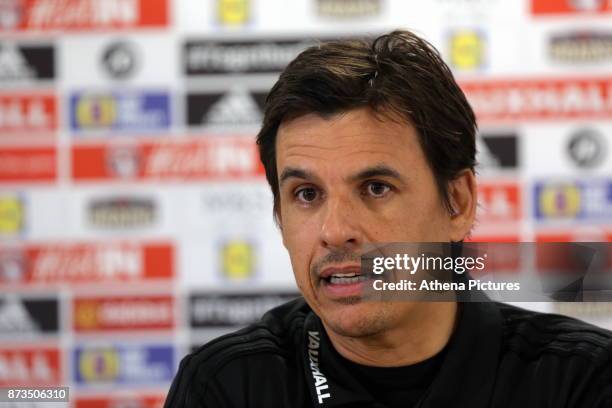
[276,108,419,156]
[275,111,422,186]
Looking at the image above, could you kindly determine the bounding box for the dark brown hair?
[256,29,477,221]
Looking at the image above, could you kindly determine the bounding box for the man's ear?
[447,169,477,242]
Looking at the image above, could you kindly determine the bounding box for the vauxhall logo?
[308,330,331,404]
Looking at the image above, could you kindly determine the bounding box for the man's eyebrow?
[279,165,404,186]
[348,165,404,183]
[279,167,314,186]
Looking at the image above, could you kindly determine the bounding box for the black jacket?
[165,297,612,407]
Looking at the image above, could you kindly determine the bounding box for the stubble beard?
[323,299,393,338]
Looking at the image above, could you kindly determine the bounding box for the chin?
[322,301,390,338]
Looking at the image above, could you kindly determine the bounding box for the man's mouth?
[318,266,372,298]
[323,272,369,285]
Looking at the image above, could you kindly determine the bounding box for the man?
[165,30,612,407]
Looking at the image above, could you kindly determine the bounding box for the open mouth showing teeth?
[324,273,369,285]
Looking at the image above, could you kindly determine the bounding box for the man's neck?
[323,302,458,367]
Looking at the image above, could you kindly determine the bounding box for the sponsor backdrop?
[0,0,611,406]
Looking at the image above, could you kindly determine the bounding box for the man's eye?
[365,182,391,197]
[295,188,318,203]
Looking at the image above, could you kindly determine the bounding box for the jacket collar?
[301,295,502,408]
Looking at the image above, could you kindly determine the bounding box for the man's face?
[276,107,471,338]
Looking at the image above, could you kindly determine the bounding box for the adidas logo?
[0,43,34,80]
[205,88,263,126]
[0,297,39,333]
[476,136,500,168]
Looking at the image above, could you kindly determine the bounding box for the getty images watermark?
[371,251,519,292]
[359,242,612,302]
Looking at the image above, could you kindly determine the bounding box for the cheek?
[369,195,449,241]
[281,217,319,280]
[408,207,450,241]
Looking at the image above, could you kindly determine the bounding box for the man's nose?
[319,195,361,250]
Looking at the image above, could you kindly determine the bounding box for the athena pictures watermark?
[358,242,612,302]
